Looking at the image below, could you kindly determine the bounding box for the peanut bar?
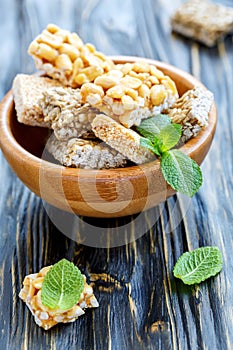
[28,24,114,87]
[19,266,99,330]
[80,62,178,128]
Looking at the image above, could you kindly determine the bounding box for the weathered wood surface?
[0,0,233,349]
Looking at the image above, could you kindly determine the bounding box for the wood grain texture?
[0,0,232,349]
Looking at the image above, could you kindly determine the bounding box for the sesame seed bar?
[40,86,99,140]
[19,265,99,330]
[28,24,114,87]
[12,74,61,127]
[171,0,233,47]
[167,86,214,143]
[46,135,127,169]
[91,114,155,164]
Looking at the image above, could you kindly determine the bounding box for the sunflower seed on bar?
[40,86,99,140]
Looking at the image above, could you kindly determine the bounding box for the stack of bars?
[13,24,214,169]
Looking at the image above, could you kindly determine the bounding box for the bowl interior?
[10,115,50,158]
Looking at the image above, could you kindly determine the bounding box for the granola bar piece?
[80,61,179,128]
[171,0,233,47]
[46,135,127,169]
[28,24,114,87]
[40,86,99,140]
[19,266,99,330]
[91,114,155,164]
[12,74,61,127]
[167,86,214,142]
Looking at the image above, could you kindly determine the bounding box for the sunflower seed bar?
[167,86,214,142]
[28,24,114,87]
[40,86,99,140]
[12,74,61,127]
[79,61,178,128]
[171,0,233,47]
[91,114,155,164]
[46,135,127,169]
[19,266,99,330]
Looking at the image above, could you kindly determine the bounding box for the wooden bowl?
[0,56,217,218]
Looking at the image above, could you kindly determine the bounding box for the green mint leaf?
[140,137,156,152]
[159,124,182,152]
[137,114,171,141]
[41,259,84,310]
[173,247,223,285]
[140,137,161,156]
[161,150,202,196]
[153,136,164,156]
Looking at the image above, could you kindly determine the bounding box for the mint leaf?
[159,124,182,152]
[137,114,171,141]
[140,137,161,156]
[41,259,84,310]
[161,150,202,196]
[137,114,203,196]
[140,137,156,153]
[173,247,223,285]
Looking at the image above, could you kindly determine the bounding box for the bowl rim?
[0,56,217,180]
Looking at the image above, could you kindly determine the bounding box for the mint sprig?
[161,150,202,196]
[41,259,84,310]
[173,247,223,285]
[137,114,171,141]
[137,115,202,197]
[159,124,182,152]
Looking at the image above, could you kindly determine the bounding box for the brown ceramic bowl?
[0,56,217,218]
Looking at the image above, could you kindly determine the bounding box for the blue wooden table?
[0,1,232,349]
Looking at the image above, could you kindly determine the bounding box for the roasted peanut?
[94,75,118,89]
[150,85,167,105]
[55,54,73,71]
[59,43,80,61]
[38,43,58,61]
[120,76,142,89]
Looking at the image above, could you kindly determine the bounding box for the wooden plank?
[0,0,232,349]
